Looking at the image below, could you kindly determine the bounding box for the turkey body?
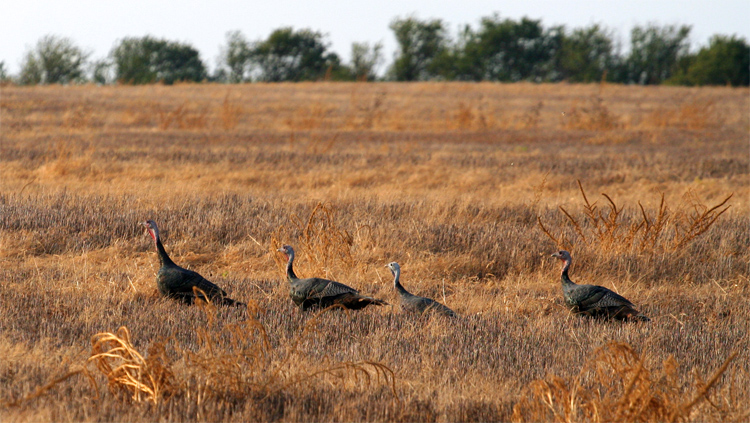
[387,262,456,318]
[552,250,649,321]
[143,220,244,307]
[155,261,234,305]
[278,245,387,310]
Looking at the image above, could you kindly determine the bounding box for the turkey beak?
[277,248,285,253]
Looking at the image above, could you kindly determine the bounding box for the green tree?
[558,24,616,82]
[217,30,253,83]
[90,59,113,85]
[18,35,89,85]
[437,25,483,81]
[251,27,340,82]
[625,24,691,84]
[0,61,10,83]
[388,17,449,81]
[670,35,749,86]
[350,42,383,81]
[111,36,207,84]
[450,14,560,82]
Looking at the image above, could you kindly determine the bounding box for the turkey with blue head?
[142,220,244,307]
[277,245,387,311]
[552,250,648,321]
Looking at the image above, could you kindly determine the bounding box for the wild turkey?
[551,250,649,321]
[142,220,244,307]
[386,262,456,317]
[277,245,387,310]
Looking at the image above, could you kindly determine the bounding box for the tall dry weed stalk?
[63,104,94,130]
[537,180,732,255]
[156,101,208,130]
[348,90,386,130]
[518,101,544,129]
[273,202,356,281]
[512,342,743,423]
[453,98,495,130]
[563,95,620,131]
[303,132,339,154]
[218,92,243,130]
[455,102,475,130]
[286,103,334,131]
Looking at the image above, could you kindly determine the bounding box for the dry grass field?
[0,82,748,422]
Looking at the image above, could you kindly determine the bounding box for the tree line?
[1,14,747,86]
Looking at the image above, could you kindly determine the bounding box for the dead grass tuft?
[454,102,474,130]
[347,89,386,130]
[538,180,732,255]
[62,104,94,130]
[517,101,544,129]
[272,202,357,281]
[286,102,336,131]
[563,95,620,131]
[156,101,209,130]
[512,342,744,423]
[673,190,733,251]
[89,326,173,404]
[641,98,720,130]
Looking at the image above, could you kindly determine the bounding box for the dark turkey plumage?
[142,220,244,307]
[387,262,456,317]
[277,245,387,310]
[552,250,649,321]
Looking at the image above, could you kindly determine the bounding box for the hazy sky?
[2,0,748,75]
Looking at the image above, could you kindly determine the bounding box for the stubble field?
[0,82,748,422]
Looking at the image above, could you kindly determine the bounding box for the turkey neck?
[392,269,409,295]
[560,258,575,286]
[152,234,176,267]
[285,252,298,280]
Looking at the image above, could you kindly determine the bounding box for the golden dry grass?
[0,82,748,422]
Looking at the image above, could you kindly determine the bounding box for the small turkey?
[387,262,456,317]
[142,220,244,307]
[277,245,387,310]
[551,250,649,321]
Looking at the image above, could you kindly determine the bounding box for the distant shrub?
[18,35,89,85]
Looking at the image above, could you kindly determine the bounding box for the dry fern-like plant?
[89,326,174,404]
[512,342,742,423]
